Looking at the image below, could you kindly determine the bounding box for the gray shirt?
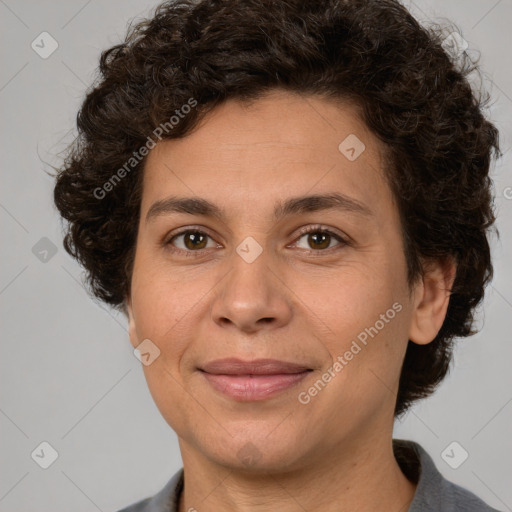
[116,439,502,511]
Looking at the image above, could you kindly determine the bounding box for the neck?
[177,435,417,512]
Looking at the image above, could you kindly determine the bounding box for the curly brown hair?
[53,0,500,417]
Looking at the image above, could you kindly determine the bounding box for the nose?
[210,245,293,333]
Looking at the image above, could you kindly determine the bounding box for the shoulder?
[114,468,184,512]
[393,439,503,512]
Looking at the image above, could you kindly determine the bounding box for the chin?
[198,426,311,474]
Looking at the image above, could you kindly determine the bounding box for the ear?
[408,256,457,345]
[125,296,139,349]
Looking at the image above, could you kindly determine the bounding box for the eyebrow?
[145,192,373,224]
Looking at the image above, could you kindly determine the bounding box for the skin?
[126,89,456,512]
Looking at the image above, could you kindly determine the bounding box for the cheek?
[131,255,209,335]
[130,265,208,432]
[308,256,410,387]
[130,259,221,387]
[314,263,401,336]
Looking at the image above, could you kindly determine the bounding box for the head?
[54,0,499,472]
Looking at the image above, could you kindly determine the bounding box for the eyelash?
[163,224,349,257]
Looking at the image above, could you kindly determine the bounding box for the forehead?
[141,90,394,220]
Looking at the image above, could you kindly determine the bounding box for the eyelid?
[164,225,222,249]
[164,224,350,255]
[288,224,349,251]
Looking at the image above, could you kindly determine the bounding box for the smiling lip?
[199,358,313,401]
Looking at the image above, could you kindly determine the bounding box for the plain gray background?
[0,0,511,511]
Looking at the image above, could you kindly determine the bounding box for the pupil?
[309,232,330,249]
[186,232,206,249]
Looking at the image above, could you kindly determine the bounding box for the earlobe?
[408,257,457,345]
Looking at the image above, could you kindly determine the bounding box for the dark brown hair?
[53,0,500,416]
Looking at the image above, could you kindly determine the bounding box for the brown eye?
[169,230,215,251]
[294,228,347,252]
[183,232,208,250]
[306,232,332,250]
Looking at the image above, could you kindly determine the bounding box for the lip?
[200,358,312,375]
[199,358,313,401]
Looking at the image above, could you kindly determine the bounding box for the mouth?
[198,358,313,401]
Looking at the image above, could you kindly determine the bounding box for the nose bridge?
[210,238,291,331]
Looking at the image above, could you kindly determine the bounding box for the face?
[126,90,442,473]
